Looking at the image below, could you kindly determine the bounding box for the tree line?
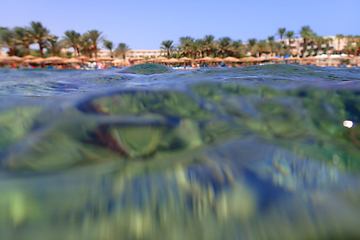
[160,26,360,59]
[0,21,131,59]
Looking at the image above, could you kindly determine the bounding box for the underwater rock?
[118,63,172,75]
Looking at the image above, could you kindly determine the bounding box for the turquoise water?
[1,64,360,239]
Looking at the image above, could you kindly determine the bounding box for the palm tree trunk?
[39,42,44,58]
[10,47,15,56]
[302,38,307,58]
[25,44,30,55]
[94,44,97,58]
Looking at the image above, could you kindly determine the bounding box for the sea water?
[0,64,360,240]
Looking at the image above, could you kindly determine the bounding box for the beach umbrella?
[97,57,114,62]
[239,57,258,62]
[77,56,89,60]
[195,57,213,62]
[32,57,45,63]
[88,58,98,62]
[340,56,354,60]
[130,57,146,61]
[65,58,81,63]
[285,56,300,61]
[147,56,167,62]
[0,56,23,62]
[179,57,193,62]
[223,57,241,62]
[45,56,65,63]
[112,58,126,64]
[212,57,223,62]
[304,56,318,61]
[22,55,36,59]
[163,58,179,63]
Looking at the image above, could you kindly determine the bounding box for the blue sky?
[1,0,359,50]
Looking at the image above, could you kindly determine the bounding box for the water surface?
[1,65,360,240]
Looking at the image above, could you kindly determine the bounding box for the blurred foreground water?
[1,64,360,239]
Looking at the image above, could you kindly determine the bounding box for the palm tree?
[252,40,271,56]
[196,39,206,58]
[103,40,114,58]
[277,28,286,41]
[217,37,232,58]
[179,36,194,57]
[248,38,257,47]
[0,28,16,56]
[268,36,275,42]
[335,34,344,53]
[230,40,245,58]
[61,30,81,57]
[47,35,61,56]
[88,30,104,59]
[160,40,174,59]
[324,37,333,55]
[28,21,51,58]
[115,43,131,60]
[314,35,324,55]
[299,26,313,58]
[285,31,295,51]
[14,27,33,55]
[79,33,92,57]
[343,43,356,55]
[203,35,215,57]
[354,35,360,56]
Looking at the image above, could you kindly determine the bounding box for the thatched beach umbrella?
[239,57,258,62]
[32,57,45,63]
[97,57,114,62]
[65,58,81,63]
[223,57,241,62]
[179,57,193,62]
[45,56,65,63]
[285,56,300,61]
[148,56,167,62]
[163,58,179,63]
[130,57,146,62]
[77,56,89,60]
[304,56,318,61]
[112,58,125,64]
[0,56,23,62]
[22,55,36,59]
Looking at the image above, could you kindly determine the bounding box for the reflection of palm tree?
[299,26,313,58]
[103,40,114,58]
[160,40,174,59]
[115,43,131,60]
[29,21,51,58]
[217,37,231,58]
[14,27,33,55]
[61,30,81,56]
[88,30,104,58]
[0,28,17,56]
